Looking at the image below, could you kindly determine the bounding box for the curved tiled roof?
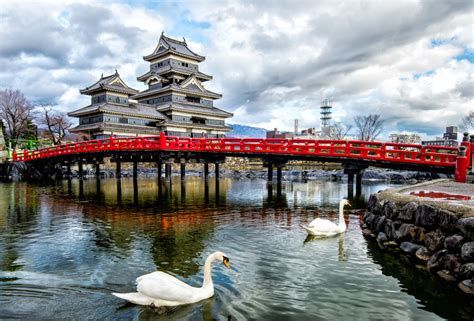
[80,70,138,96]
[68,102,168,120]
[137,67,212,82]
[156,102,233,118]
[131,83,222,100]
[143,33,205,62]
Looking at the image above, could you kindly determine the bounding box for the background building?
[421,126,459,147]
[389,133,421,144]
[69,33,232,140]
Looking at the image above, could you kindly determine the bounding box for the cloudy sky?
[0,0,472,139]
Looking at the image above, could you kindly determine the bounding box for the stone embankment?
[361,180,474,295]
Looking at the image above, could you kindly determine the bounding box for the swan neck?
[202,253,216,289]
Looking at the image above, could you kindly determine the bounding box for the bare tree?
[329,122,352,140]
[39,104,72,145]
[354,114,384,141]
[460,111,474,132]
[0,89,35,145]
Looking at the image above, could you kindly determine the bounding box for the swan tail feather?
[112,292,154,306]
[300,224,316,235]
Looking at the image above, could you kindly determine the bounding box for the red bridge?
[12,133,471,183]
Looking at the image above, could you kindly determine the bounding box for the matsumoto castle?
[69,33,233,139]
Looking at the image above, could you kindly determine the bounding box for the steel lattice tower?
[320,99,332,128]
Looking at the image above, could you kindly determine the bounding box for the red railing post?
[461,132,471,172]
[159,132,166,150]
[455,146,469,183]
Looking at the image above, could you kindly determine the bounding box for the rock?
[367,193,382,215]
[427,249,448,272]
[377,232,388,243]
[461,242,474,261]
[459,263,474,280]
[400,242,422,254]
[398,224,425,243]
[398,224,416,242]
[424,229,446,252]
[437,270,457,282]
[375,216,386,233]
[438,209,458,230]
[444,234,464,253]
[362,228,373,237]
[398,202,417,222]
[383,241,399,248]
[438,254,461,273]
[383,201,397,220]
[456,217,474,240]
[458,279,474,295]
[384,219,396,240]
[364,213,377,230]
[415,204,438,229]
[415,246,431,262]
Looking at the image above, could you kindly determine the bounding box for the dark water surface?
[0,177,471,320]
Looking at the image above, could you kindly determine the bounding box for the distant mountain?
[227,123,267,138]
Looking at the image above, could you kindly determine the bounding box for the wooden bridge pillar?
[165,163,171,178]
[116,178,122,205]
[78,159,83,180]
[133,159,138,180]
[356,173,362,197]
[204,162,209,181]
[267,163,273,182]
[66,163,71,179]
[95,162,100,179]
[344,164,366,200]
[276,165,282,182]
[180,163,186,180]
[157,161,162,183]
[215,162,220,179]
[116,160,121,179]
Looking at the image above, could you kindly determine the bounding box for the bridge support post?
[277,165,282,182]
[180,163,186,180]
[344,164,366,200]
[215,163,220,179]
[165,163,171,178]
[267,163,273,182]
[116,160,121,179]
[133,159,138,180]
[66,163,71,179]
[204,162,209,181]
[356,173,362,197]
[95,162,100,179]
[157,161,162,182]
[78,159,83,180]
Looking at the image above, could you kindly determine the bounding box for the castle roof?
[131,81,222,100]
[156,102,233,118]
[68,102,167,120]
[80,70,139,96]
[137,66,212,82]
[143,33,205,62]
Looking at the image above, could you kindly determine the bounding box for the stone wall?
[362,193,474,295]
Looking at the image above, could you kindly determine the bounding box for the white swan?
[112,251,230,307]
[301,199,350,236]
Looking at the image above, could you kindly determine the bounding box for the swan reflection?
[303,233,348,261]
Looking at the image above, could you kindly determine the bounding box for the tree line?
[0,89,72,148]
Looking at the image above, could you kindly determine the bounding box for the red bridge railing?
[12,135,459,169]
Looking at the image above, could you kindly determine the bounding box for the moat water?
[0,177,472,320]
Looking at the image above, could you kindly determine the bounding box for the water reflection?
[0,177,463,320]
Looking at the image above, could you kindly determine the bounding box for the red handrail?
[12,136,458,168]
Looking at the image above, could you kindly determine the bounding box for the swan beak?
[223,256,231,269]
